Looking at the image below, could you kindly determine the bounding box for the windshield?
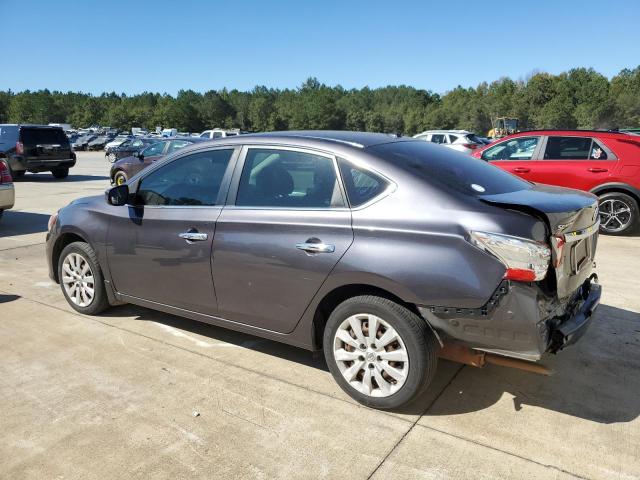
[370,140,532,196]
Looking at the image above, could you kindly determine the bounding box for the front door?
[483,135,543,181]
[212,146,354,333]
[106,148,237,315]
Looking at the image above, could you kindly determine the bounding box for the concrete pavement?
[0,152,639,479]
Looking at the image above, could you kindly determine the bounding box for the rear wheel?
[323,295,438,410]
[10,167,25,180]
[58,241,110,315]
[598,192,639,235]
[51,167,69,179]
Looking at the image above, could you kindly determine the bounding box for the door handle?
[512,167,531,173]
[296,242,335,254]
[588,167,608,173]
[179,230,208,243]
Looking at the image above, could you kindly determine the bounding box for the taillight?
[0,160,12,184]
[550,235,566,268]
[469,231,551,282]
[463,143,479,150]
[15,141,24,155]
[47,212,59,232]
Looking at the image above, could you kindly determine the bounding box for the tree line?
[1,66,638,136]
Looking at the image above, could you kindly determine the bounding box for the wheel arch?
[310,283,422,350]
[590,182,640,205]
[51,231,89,283]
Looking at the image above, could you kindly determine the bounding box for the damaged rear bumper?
[419,276,602,362]
[548,276,601,353]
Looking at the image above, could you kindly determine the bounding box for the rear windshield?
[21,127,69,146]
[370,140,532,196]
[465,133,484,144]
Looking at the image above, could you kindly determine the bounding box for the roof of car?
[236,131,407,149]
[414,130,472,135]
[511,129,633,138]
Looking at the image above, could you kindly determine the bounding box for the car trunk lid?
[479,184,599,299]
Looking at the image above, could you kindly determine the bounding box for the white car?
[199,128,241,139]
[413,130,485,153]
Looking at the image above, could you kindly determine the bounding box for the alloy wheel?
[599,198,632,233]
[61,252,95,307]
[332,313,409,397]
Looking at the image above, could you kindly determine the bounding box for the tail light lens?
[0,160,12,184]
[48,212,59,232]
[463,143,479,150]
[15,141,24,155]
[469,231,551,282]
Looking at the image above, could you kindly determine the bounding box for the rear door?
[20,127,71,163]
[525,136,617,191]
[483,136,543,179]
[212,146,353,333]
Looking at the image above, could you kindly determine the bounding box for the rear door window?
[143,141,167,157]
[0,125,19,148]
[543,137,592,160]
[167,140,192,154]
[236,148,345,208]
[430,134,446,144]
[481,136,540,161]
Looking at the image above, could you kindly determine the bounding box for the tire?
[113,171,127,186]
[51,167,69,179]
[323,295,438,410]
[58,241,110,315]
[9,167,25,180]
[598,192,639,235]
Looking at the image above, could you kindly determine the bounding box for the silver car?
[0,159,15,220]
[413,129,486,153]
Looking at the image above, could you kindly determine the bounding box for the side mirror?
[106,184,130,206]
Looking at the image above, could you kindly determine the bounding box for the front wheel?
[58,241,110,315]
[323,295,438,410]
[598,192,639,235]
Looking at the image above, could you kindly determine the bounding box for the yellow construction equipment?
[488,117,519,138]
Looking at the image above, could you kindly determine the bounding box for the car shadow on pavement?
[15,174,109,183]
[102,304,328,371]
[0,211,50,237]
[101,303,640,424]
[0,294,20,304]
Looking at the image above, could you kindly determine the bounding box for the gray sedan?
[45,131,602,409]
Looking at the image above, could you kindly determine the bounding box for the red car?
[472,130,640,235]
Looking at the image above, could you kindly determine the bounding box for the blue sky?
[2,0,638,95]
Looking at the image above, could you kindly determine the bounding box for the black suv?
[0,125,76,179]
